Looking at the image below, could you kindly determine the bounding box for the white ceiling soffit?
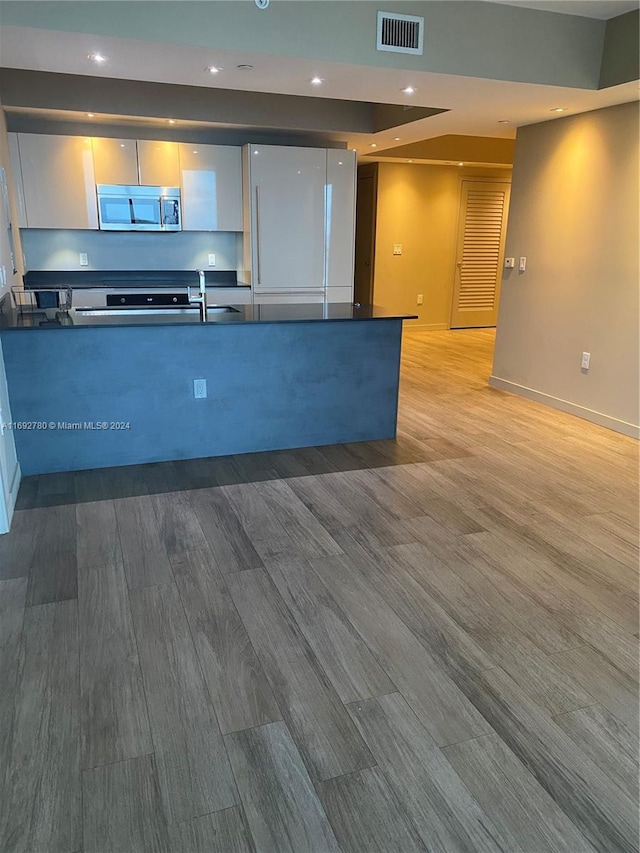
[477,0,639,18]
[0,23,637,156]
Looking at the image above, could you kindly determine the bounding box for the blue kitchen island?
[0,302,415,475]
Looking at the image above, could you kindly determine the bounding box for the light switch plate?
[581,352,591,370]
[518,256,527,272]
[393,244,403,256]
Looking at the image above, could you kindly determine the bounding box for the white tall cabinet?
[326,149,357,303]
[243,144,356,302]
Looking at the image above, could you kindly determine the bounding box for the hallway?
[0,329,638,853]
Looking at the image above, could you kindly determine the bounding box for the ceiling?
[477,0,639,18]
[0,2,638,165]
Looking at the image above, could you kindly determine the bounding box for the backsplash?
[20,229,239,272]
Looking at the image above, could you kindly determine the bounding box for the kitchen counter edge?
[0,304,419,331]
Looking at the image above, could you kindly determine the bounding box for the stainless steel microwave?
[96,184,182,231]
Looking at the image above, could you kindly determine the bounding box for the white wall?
[0,106,22,530]
[491,102,639,437]
[0,338,20,532]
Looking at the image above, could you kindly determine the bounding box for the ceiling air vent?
[377,11,424,55]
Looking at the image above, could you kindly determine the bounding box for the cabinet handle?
[255,185,262,285]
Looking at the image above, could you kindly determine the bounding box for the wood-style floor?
[0,328,638,853]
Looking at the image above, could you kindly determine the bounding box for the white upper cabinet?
[136,140,181,187]
[247,145,326,292]
[326,149,356,292]
[92,138,139,185]
[179,143,243,231]
[14,133,98,229]
[7,133,27,228]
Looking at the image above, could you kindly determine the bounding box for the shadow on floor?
[16,437,442,510]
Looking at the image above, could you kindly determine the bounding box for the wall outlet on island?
[79,252,89,266]
[193,378,207,399]
[208,253,216,267]
[417,294,423,305]
[581,352,591,370]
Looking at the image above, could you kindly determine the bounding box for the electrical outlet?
[79,252,89,266]
[505,257,515,269]
[581,352,591,370]
[518,256,527,272]
[393,244,403,256]
[208,253,216,267]
[193,378,207,398]
[417,294,423,305]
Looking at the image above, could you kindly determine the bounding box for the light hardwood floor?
[0,328,638,853]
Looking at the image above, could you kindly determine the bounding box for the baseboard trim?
[405,323,449,331]
[488,376,640,439]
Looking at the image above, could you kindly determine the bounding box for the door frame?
[354,164,378,306]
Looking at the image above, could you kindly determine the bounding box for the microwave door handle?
[129,197,136,224]
[159,197,165,228]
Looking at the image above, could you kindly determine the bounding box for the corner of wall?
[599,9,640,88]
[492,101,639,436]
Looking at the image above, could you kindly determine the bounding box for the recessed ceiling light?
[120,144,125,148]
[206,65,223,74]
[458,162,464,166]
[310,76,324,85]
[498,120,511,124]
[86,113,96,118]
[370,143,377,148]
[88,53,107,64]
[237,64,254,71]
[393,137,401,141]
[338,161,343,165]
[401,86,415,94]
[551,107,567,112]
[167,119,176,124]
[193,150,198,154]
[351,148,357,152]
[408,159,414,163]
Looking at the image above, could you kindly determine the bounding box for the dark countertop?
[0,302,418,331]
[23,269,246,289]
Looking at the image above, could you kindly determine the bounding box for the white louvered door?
[451,181,511,328]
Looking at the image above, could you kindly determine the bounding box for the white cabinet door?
[137,140,181,187]
[179,143,242,231]
[326,149,356,298]
[249,145,326,292]
[16,133,98,229]
[7,133,27,228]
[92,137,139,185]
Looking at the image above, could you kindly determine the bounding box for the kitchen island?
[0,303,416,475]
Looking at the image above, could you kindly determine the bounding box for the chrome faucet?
[189,269,208,322]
